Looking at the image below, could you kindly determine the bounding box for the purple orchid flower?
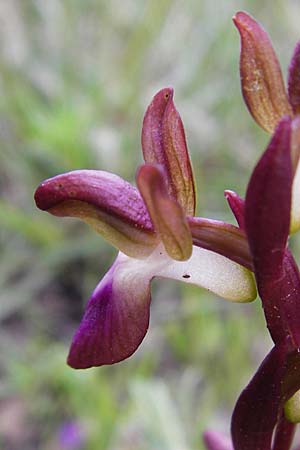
[34,88,256,369]
[204,13,300,450]
[204,117,300,450]
[231,118,300,450]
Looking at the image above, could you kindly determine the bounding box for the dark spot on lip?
[182,274,190,279]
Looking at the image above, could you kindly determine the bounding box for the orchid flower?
[203,14,300,445]
[233,10,300,233]
[203,117,300,450]
[231,117,300,450]
[34,88,256,369]
[231,15,300,448]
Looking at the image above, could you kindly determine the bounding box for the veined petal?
[233,11,292,133]
[288,41,300,115]
[224,190,245,229]
[245,117,292,280]
[188,217,253,271]
[151,245,256,303]
[136,164,192,261]
[141,88,196,215]
[35,170,158,258]
[67,252,152,368]
[203,430,233,450]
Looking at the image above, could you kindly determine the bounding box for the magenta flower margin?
[34,10,300,450]
[35,88,255,369]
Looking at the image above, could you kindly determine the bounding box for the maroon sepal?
[244,117,300,346]
[258,250,300,348]
[245,116,292,281]
[231,338,300,450]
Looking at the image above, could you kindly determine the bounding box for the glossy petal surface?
[188,217,252,270]
[68,240,256,369]
[245,118,300,346]
[245,117,292,280]
[35,170,158,258]
[245,118,300,345]
[152,245,256,303]
[141,88,196,215]
[233,11,292,133]
[68,252,151,368]
[288,42,300,115]
[137,164,192,261]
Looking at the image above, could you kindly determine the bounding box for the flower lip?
[67,252,152,368]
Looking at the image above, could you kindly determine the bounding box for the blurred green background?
[0,0,299,449]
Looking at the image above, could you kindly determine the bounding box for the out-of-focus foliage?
[0,0,299,449]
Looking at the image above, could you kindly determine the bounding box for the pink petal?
[136,164,192,261]
[67,253,151,368]
[141,88,196,215]
[233,11,292,133]
[35,170,158,258]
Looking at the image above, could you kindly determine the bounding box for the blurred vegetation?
[0,0,299,449]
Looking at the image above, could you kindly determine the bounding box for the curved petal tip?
[67,254,151,368]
